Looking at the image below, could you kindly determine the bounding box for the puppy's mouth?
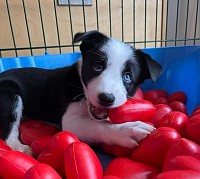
[89,103,108,120]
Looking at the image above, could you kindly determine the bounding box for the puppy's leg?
[62,101,155,148]
[0,89,32,155]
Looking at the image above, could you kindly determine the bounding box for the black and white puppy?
[0,31,162,155]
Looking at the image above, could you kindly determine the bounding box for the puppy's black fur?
[0,66,83,139]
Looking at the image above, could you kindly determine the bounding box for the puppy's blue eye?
[123,72,132,83]
[93,62,104,72]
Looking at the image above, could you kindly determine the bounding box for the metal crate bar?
[81,0,87,32]
[53,0,62,54]
[67,0,75,52]
[194,0,200,45]
[175,0,180,46]
[132,0,135,46]
[184,0,190,45]
[22,0,33,56]
[121,0,124,42]
[108,0,112,37]
[144,0,147,48]
[165,0,169,47]
[155,0,158,47]
[37,0,47,51]
[95,0,99,31]
[160,0,164,47]
[5,0,18,56]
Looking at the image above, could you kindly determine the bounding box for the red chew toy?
[19,120,46,133]
[31,135,54,157]
[144,89,168,104]
[163,138,200,171]
[0,139,12,152]
[50,131,79,178]
[185,114,200,144]
[149,104,172,127]
[131,127,181,170]
[20,124,59,146]
[105,157,159,178]
[155,170,200,179]
[190,109,200,118]
[0,150,38,179]
[158,111,189,137]
[24,163,61,179]
[167,91,187,104]
[133,88,144,100]
[169,101,188,115]
[65,142,103,179]
[163,155,200,172]
[108,98,156,123]
[101,143,132,157]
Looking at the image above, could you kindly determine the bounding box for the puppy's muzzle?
[88,92,115,120]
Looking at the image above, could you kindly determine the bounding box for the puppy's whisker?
[73,94,85,101]
[127,95,134,99]
[68,83,83,90]
[79,97,87,106]
[91,84,98,87]
[72,89,84,92]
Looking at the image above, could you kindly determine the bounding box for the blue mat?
[0,52,81,72]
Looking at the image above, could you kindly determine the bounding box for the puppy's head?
[73,31,162,120]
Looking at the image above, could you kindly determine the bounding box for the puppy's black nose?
[98,92,115,107]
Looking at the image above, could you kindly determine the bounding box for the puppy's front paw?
[129,121,155,141]
[110,121,155,148]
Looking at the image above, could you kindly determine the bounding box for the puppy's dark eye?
[93,61,104,72]
[123,72,132,83]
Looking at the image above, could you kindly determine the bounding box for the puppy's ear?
[72,30,107,44]
[135,49,163,82]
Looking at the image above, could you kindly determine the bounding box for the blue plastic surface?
[0,46,200,114]
[0,52,81,72]
[142,45,200,115]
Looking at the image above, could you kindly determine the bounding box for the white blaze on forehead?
[101,38,134,66]
[87,38,135,108]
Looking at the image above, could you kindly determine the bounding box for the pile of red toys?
[1,88,200,179]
